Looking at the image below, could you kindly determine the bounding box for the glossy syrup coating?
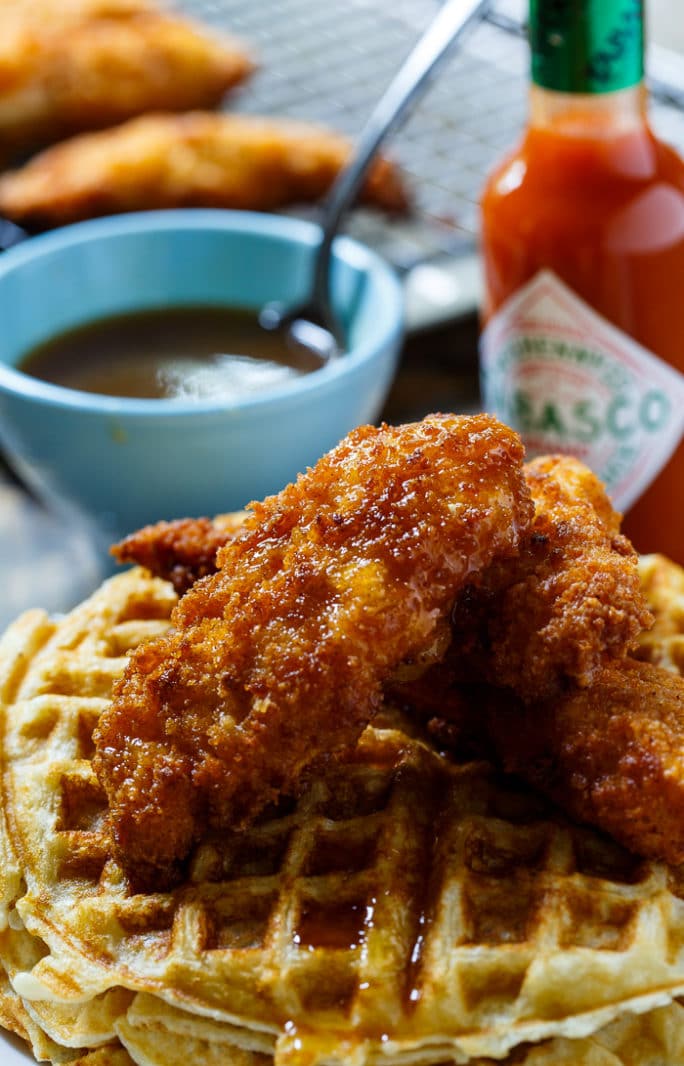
[93,413,533,887]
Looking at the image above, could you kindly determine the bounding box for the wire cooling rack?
[176,0,684,324]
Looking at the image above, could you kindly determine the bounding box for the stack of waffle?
[635,554,684,675]
[2,565,684,1065]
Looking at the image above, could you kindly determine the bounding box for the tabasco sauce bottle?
[479,0,684,562]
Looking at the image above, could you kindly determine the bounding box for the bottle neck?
[528,82,648,135]
[530,0,644,95]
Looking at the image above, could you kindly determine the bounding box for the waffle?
[5,933,684,1066]
[0,920,132,1050]
[3,569,684,1066]
[0,939,103,1065]
[0,963,30,1047]
[113,994,684,1066]
[634,554,684,674]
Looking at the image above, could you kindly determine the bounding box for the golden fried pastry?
[0,111,409,228]
[0,5,253,164]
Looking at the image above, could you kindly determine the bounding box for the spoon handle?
[0,215,29,253]
[313,0,491,307]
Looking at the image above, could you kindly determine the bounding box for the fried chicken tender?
[486,658,684,864]
[0,111,409,229]
[93,414,533,887]
[0,5,253,164]
[112,512,246,596]
[448,454,652,701]
[389,453,650,726]
[114,453,650,701]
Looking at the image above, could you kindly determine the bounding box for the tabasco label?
[480,270,684,512]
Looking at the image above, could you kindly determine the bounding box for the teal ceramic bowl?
[0,210,403,546]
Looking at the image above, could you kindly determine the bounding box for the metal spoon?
[260,0,490,362]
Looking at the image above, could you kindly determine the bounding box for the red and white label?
[480,270,684,511]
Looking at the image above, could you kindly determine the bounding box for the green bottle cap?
[530,0,644,94]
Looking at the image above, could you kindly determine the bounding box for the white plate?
[0,478,105,634]
[0,1028,32,1063]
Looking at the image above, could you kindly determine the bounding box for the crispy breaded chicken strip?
[486,658,684,864]
[94,414,533,887]
[0,7,253,164]
[0,111,408,229]
[112,512,246,596]
[113,454,650,694]
[390,454,651,724]
[448,454,651,701]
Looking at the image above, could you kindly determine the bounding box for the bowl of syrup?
[0,209,403,546]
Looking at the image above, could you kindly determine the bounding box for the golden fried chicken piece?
[94,414,533,887]
[390,453,650,723]
[112,513,245,596]
[486,658,684,864]
[0,111,409,229]
[113,452,650,701]
[448,454,652,701]
[0,6,253,164]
